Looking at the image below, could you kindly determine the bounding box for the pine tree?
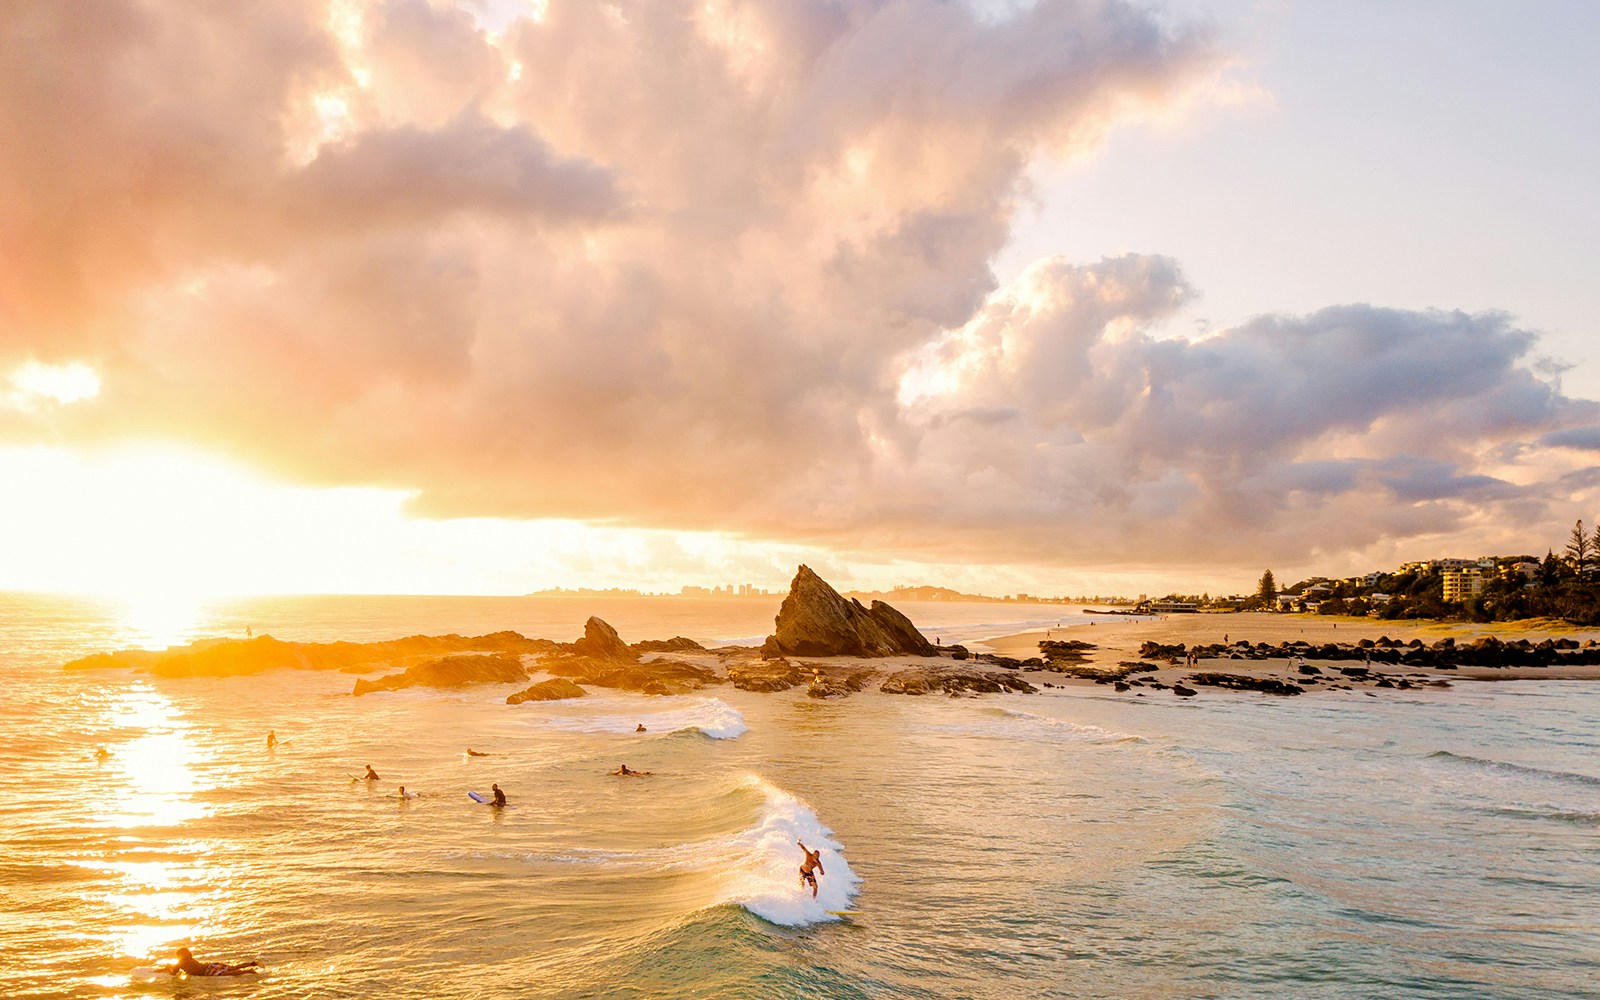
[1566,519,1591,577]
[1257,569,1277,607]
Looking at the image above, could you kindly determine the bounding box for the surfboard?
[826,910,860,916]
[467,790,489,803]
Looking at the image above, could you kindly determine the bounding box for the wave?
[714,775,861,927]
[989,707,1147,744]
[449,774,860,927]
[531,696,748,741]
[1426,751,1600,788]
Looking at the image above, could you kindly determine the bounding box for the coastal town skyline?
[4,1,1598,603]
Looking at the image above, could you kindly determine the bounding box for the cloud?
[2,0,1593,583]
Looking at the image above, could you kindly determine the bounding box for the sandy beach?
[983,611,1600,691]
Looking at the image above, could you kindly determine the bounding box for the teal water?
[1,594,1596,998]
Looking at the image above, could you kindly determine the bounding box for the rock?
[1039,639,1097,664]
[1298,663,1322,675]
[65,631,558,678]
[1187,672,1303,696]
[880,665,1036,696]
[761,565,937,658]
[573,617,636,661]
[1172,684,1197,697]
[632,636,705,654]
[353,652,529,695]
[543,654,718,694]
[727,657,808,692]
[506,678,587,704]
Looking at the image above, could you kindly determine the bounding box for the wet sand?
[980,611,1600,693]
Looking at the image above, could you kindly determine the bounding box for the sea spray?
[717,775,860,926]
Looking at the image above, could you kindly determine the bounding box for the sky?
[2,0,1598,601]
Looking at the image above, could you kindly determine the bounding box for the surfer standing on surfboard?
[797,840,825,898]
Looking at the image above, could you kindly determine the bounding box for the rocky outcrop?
[353,653,529,695]
[506,678,587,704]
[572,617,636,661]
[1139,635,1600,670]
[65,631,558,679]
[1187,672,1303,696]
[727,657,808,692]
[633,636,706,654]
[542,654,718,695]
[761,565,937,658]
[880,665,1036,696]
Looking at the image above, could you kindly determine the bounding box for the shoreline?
[981,611,1600,692]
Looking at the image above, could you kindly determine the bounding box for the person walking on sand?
[797,840,825,898]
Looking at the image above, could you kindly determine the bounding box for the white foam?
[989,707,1147,744]
[531,695,748,740]
[719,775,861,926]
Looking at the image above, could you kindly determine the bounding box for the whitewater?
[1,592,1596,998]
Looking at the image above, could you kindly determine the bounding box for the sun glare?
[6,360,100,406]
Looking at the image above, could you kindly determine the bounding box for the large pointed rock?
[761,565,937,658]
[572,617,637,661]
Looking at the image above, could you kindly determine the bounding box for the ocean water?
[1,593,1597,998]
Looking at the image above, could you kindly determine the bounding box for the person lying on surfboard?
[612,764,651,776]
[160,947,259,977]
[797,840,825,898]
[466,747,491,756]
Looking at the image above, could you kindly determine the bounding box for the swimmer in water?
[95,747,110,761]
[635,724,646,732]
[161,947,259,977]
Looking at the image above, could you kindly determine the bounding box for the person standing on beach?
[797,840,825,898]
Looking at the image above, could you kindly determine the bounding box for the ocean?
[1,592,1596,999]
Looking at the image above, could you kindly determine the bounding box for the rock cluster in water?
[353,652,529,695]
[1139,635,1600,670]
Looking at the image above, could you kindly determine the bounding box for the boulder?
[727,657,808,692]
[353,652,529,695]
[761,565,937,658]
[880,665,1036,696]
[542,653,718,694]
[1187,672,1303,696]
[572,617,636,661]
[506,678,588,704]
[633,636,706,654]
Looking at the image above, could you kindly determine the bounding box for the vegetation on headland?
[1148,521,1600,626]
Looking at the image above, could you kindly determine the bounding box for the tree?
[1257,569,1278,608]
[1566,519,1591,577]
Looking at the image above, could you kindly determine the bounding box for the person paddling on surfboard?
[490,782,507,807]
[364,764,380,781]
[161,946,259,977]
[797,840,825,898]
